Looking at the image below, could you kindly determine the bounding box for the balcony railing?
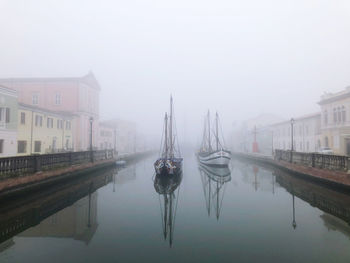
[275,149,349,171]
[0,149,115,177]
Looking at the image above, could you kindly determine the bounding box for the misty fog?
[1,0,350,145]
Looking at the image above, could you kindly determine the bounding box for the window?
[65,139,69,149]
[66,121,71,130]
[0,108,10,123]
[32,93,39,105]
[338,107,342,123]
[20,112,25,124]
[47,118,53,128]
[57,119,63,129]
[0,139,3,153]
[324,110,328,125]
[55,93,61,105]
[307,141,309,151]
[325,136,329,148]
[342,106,346,122]
[35,115,43,127]
[18,141,27,153]
[334,108,337,123]
[34,141,41,152]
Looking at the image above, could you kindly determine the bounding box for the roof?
[19,103,77,118]
[318,86,350,105]
[0,71,100,90]
[270,112,321,127]
[0,85,17,96]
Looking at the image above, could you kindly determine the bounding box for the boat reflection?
[154,172,182,247]
[199,164,231,220]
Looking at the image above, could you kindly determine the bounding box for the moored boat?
[198,111,231,166]
[154,96,183,175]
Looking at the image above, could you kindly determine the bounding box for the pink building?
[0,72,100,151]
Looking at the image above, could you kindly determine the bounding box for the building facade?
[100,119,136,154]
[271,113,321,153]
[318,87,350,155]
[0,72,100,151]
[17,103,74,155]
[98,122,115,150]
[0,86,18,157]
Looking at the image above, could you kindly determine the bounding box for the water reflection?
[0,166,116,249]
[198,164,231,220]
[154,172,182,247]
[272,166,350,228]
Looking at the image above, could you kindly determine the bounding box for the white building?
[271,113,321,153]
[0,86,18,157]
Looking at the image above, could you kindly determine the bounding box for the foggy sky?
[1,0,350,143]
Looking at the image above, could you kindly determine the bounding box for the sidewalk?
[233,152,350,191]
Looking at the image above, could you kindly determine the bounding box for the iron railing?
[0,149,115,176]
[275,149,349,171]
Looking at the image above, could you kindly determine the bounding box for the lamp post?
[89,117,93,163]
[290,118,295,163]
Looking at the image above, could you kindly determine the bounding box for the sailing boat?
[154,96,183,175]
[198,111,231,166]
[199,164,231,220]
[154,171,182,247]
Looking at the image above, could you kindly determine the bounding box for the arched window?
[325,136,329,147]
[342,106,346,122]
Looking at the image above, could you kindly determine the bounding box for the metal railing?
[0,149,115,176]
[275,149,349,171]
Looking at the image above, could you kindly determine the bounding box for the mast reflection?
[154,172,182,247]
[199,164,231,220]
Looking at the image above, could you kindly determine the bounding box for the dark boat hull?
[154,158,183,175]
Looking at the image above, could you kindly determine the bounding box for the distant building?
[100,119,136,154]
[231,114,285,155]
[98,122,115,150]
[271,113,321,153]
[0,85,18,157]
[17,103,74,155]
[318,87,350,155]
[0,72,100,151]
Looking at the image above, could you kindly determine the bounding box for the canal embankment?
[232,150,350,191]
[0,150,153,200]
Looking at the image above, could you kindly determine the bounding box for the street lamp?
[89,117,93,162]
[290,118,295,163]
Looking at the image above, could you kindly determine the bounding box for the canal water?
[1,150,350,262]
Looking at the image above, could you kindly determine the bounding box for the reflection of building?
[17,103,74,155]
[321,213,350,239]
[19,192,98,244]
[274,167,350,225]
[271,113,321,152]
[0,72,100,151]
[318,87,350,155]
[0,86,17,157]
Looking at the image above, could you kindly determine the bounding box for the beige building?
[17,103,75,155]
[98,122,115,150]
[318,87,350,155]
[271,113,321,153]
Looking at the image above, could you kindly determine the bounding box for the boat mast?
[216,112,219,151]
[169,96,173,159]
[164,113,168,159]
[208,110,212,152]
